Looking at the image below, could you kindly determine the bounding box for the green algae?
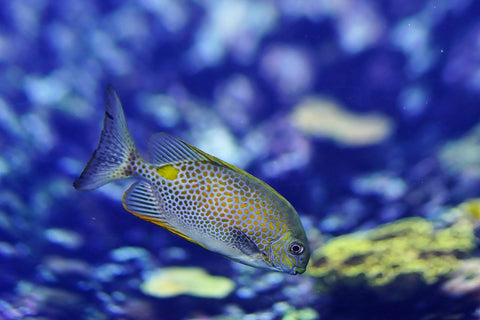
[282,307,318,320]
[307,213,477,300]
[457,198,480,220]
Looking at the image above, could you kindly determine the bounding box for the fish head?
[267,230,310,275]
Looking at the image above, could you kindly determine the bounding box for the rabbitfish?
[74,86,310,274]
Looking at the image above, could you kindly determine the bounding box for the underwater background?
[2,0,480,319]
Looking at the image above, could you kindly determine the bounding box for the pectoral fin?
[232,227,263,256]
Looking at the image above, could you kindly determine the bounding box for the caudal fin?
[73,85,138,190]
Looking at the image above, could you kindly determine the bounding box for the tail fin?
[74,85,138,190]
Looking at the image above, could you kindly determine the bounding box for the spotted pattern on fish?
[128,160,292,253]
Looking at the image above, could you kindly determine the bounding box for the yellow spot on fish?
[156,165,179,180]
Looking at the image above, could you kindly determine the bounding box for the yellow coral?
[290,97,393,146]
[140,267,235,299]
[307,216,476,299]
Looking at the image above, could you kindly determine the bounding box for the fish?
[73,86,310,275]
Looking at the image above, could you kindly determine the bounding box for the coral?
[457,198,480,220]
[290,97,393,146]
[282,307,318,320]
[209,302,318,320]
[440,200,480,301]
[307,216,476,300]
[140,267,235,299]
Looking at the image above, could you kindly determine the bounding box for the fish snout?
[293,266,306,275]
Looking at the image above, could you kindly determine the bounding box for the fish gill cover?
[1,0,480,319]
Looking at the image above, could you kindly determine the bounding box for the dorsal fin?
[147,132,284,205]
[147,133,210,165]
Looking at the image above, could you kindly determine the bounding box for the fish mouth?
[270,260,305,275]
[282,267,305,275]
[292,266,306,275]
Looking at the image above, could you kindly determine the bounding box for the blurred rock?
[351,171,406,201]
[185,0,277,68]
[439,123,480,178]
[42,255,92,277]
[44,228,84,250]
[442,258,480,300]
[260,45,314,101]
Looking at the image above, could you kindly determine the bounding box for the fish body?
[74,86,310,274]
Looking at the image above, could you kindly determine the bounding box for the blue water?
[1,0,480,319]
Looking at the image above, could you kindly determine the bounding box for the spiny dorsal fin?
[147,132,288,206]
[147,133,210,165]
[147,132,243,175]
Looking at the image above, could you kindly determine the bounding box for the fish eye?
[289,242,304,255]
